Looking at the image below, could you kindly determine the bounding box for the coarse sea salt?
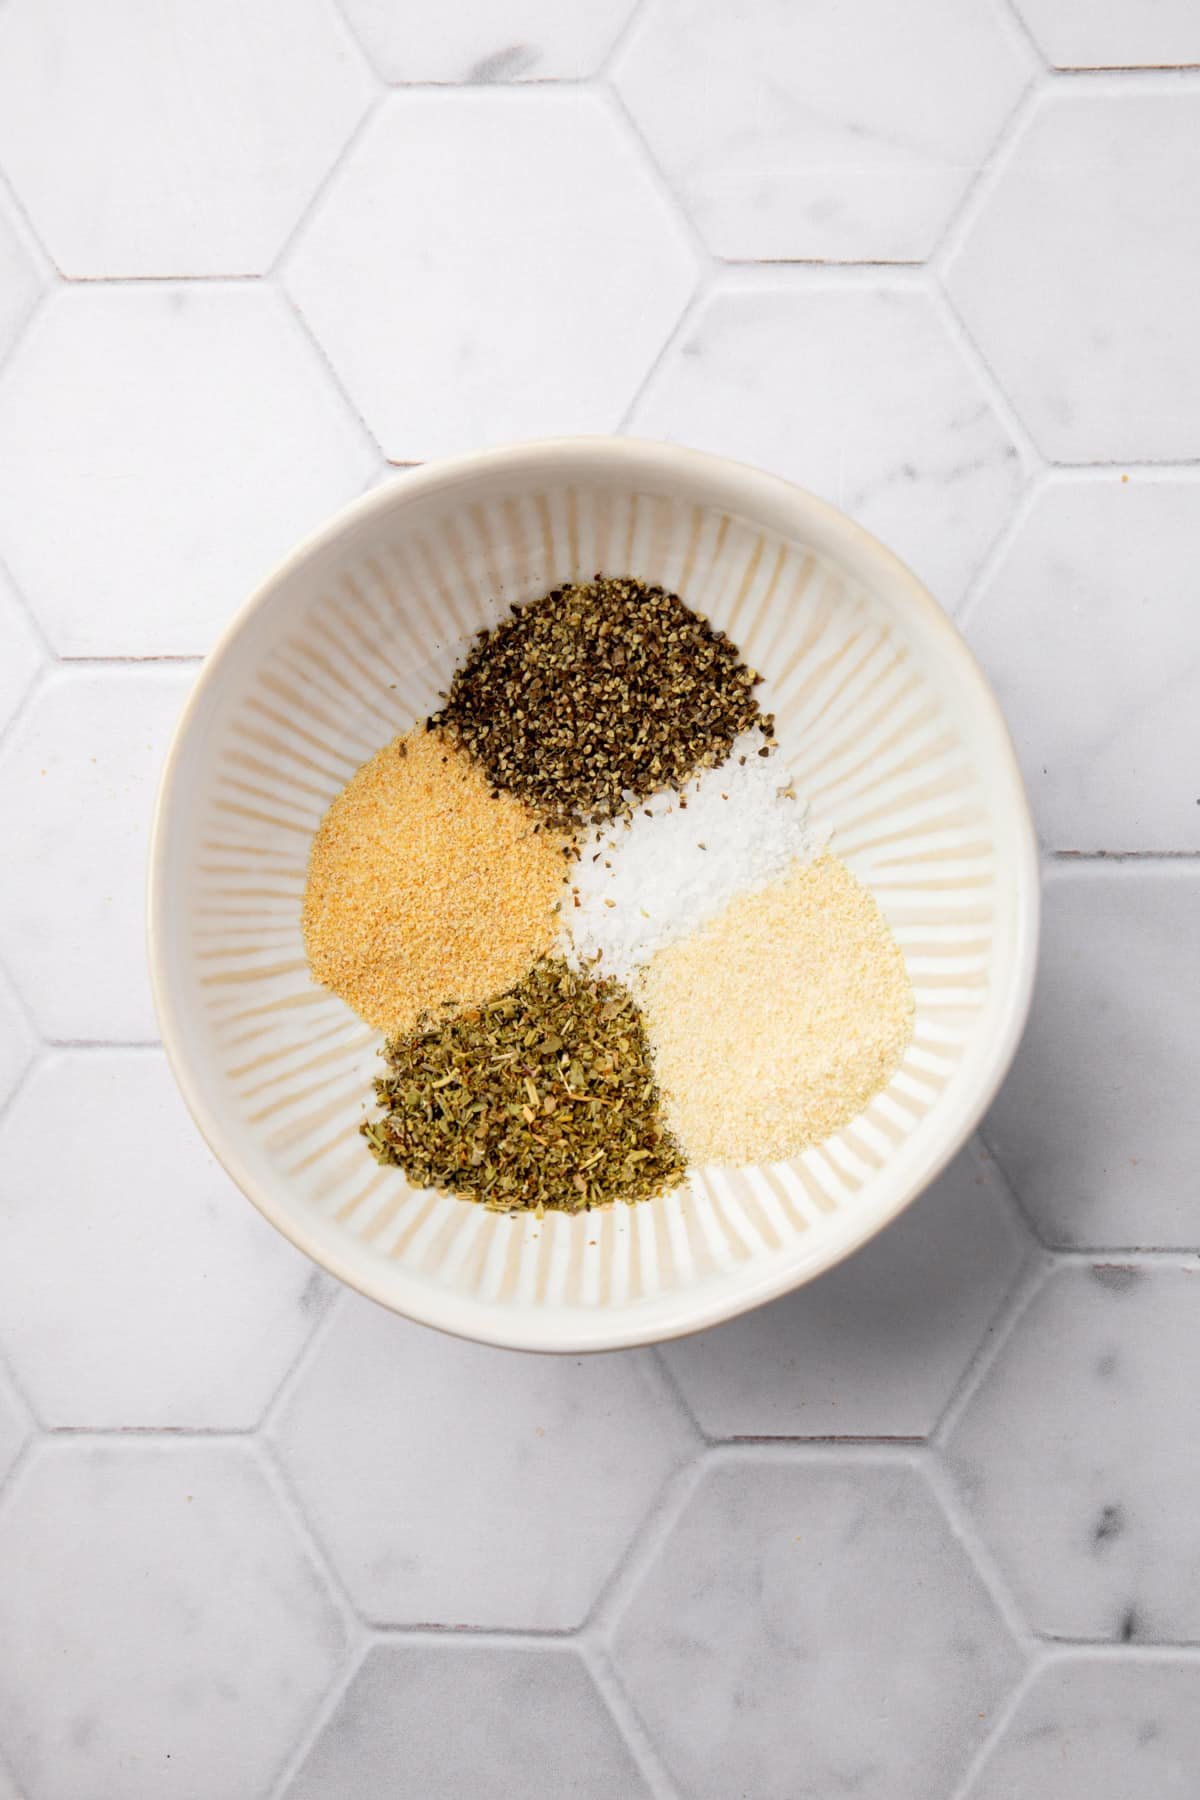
[563,730,820,981]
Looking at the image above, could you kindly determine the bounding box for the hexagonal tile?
[0,0,372,277]
[340,0,637,82]
[0,198,40,365]
[0,967,34,1117]
[965,1655,1200,1799]
[613,0,1032,261]
[1011,0,1200,68]
[0,1441,348,1800]
[984,866,1200,1249]
[662,1143,1028,1439]
[0,286,376,657]
[0,1365,30,1493]
[0,668,191,1041]
[946,91,1200,461]
[0,1757,20,1800]
[969,476,1200,852]
[284,90,698,460]
[629,276,1024,608]
[613,1454,1022,1799]
[0,1050,332,1428]
[0,569,42,741]
[289,1644,649,1799]
[947,1264,1200,1641]
[273,1295,695,1627]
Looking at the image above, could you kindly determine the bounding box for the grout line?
[582,1637,682,1799]
[259,1286,351,1438]
[0,1050,42,1143]
[0,1432,42,1513]
[971,1123,1043,1252]
[266,1638,370,1800]
[952,460,1043,629]
[615,273,713,434]
[931,1255,1053,1450]
[930,74,1047,276]
[365,1623,583,1645]
[278,279,387,464]
[269,88,384,283]
[0,649,54,764]
[947,1647,1048,1800]
[40,1425,257,1439]
[1029,1636,1200,1658]
[599,0,653,82]
[585,1451,709,1639]
[1045,849,1200,865]
[927,276,1045,470]
[1043,64,1200,83]
[997,0,1049,69]
[58,270,263,286]
[254,1278,342,1424]
[57,653,205,666]
[922,1449,1040,1653]
[1051,1247,1200,1267]
[598,82,715,275]
[256,1430,367,1632]
[0,553,56,663]
[647,1342,705,1439]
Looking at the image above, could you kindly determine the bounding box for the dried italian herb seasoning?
[431,575,770,830]
[362,957,685,1212]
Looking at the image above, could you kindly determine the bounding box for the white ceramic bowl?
[149,437,1038,1352]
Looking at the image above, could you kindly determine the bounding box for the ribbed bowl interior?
[150,440,1038,1351]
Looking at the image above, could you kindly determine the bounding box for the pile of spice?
[566,728,820,981]
[363,957,685,1213]
[638,854,914,1165]
[302,726,568,1035]
[432,575,769,829]
[300,570,917,1214]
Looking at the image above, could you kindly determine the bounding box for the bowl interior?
[150,440,1038,1351]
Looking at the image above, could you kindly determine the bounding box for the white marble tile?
[0,286,376,656]
[614,0,1032,261]
[0,668,191,1041]
[983,866,1200,1250]
[0,1049,331,1428]
[284,90,698,460]
[0,1440,348,1800]
[0,1365,29,1492]
[0,198,40,365]
[969,476,1200,852]
[946,89,1200,461]
[1012,0,1200,68]
[0,570,41,740]
[662,1143,1028,1439]
[0,0,372,277]
[340,0,637,82]
[273,1294,696,1628]
[947,1264,1200,1641]
[0,967,34,1115]
[613,1454,1022,1800]
[966,1655,1200,1799]
[0,1759,21,1800]
[288,1644,650,1799]
[629,275,1023,609]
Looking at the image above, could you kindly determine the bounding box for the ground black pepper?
[431,575,770,830]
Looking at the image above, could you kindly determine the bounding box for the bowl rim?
[147,434,1040,1353]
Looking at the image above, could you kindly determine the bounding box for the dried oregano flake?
[363,957,685,1213]
[431,575,771,831]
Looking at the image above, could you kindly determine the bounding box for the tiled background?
[0,1,1198,1795]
